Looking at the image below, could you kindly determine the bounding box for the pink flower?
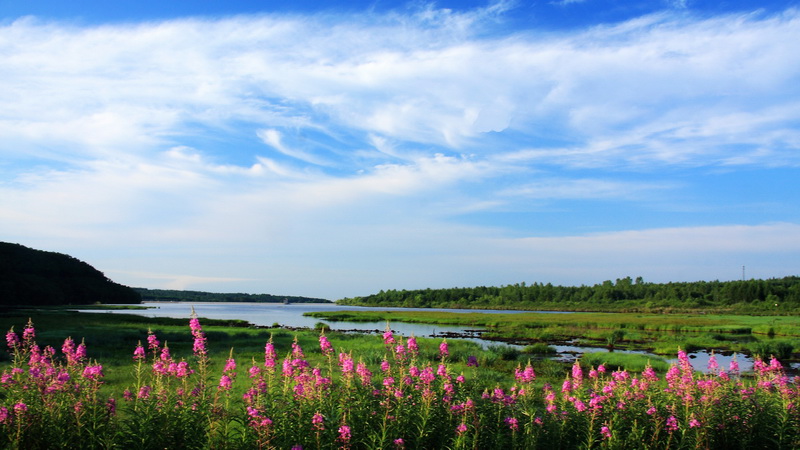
[600,426,612,439]
[729,357,740,374]
[138,385,151,399]
[5,329,19,350]
[291,338,304,358]
[264,341,276,369]
[133,344,146,361]
[383,328,395,345]
[339,353,354,374]
[571,362,583,385]
[319,334,333,356]
[75,342,87,360]
[707,353,719,373]
[224,358,236,373]
[312,412,325,431]
[82,365,104,380]
[515,362,536,383]
[666,415,679,433]
[467,355,479,367]
[407,335,419,354]
[0,407,9,424]
[147,331,159,351]
[22,320,35,343]
[689,417,701,428]
[504,416,519,431]
[338,425,351,442]
[439,339,449,358]
[393,438,405,448]
[456,423,468,434]
[14,402,27,417]
[218,374,233,391]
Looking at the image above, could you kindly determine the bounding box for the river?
[82,302,757,373]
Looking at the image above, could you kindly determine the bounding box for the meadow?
[306,310,800,361]
[1,309,799,449]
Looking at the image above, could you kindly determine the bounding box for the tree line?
[135,288,330,304]
[337,276,800,312]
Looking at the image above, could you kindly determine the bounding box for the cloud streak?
[1,5,799,297]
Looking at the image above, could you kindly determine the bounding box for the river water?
[84,302,757,373]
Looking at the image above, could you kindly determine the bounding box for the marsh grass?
[580,351,671,373]
[307,310,800,363]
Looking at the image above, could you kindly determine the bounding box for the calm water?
[84,302,759,373]
[90,302,557,344]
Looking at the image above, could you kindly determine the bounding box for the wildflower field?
[1,316,799,449]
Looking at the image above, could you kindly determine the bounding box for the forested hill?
[0,242,141,306]
[135,288,330,304]
[337,276,800,312]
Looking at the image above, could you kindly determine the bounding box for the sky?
[1,0,799,300]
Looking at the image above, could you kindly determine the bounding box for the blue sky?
[1,0,799,300]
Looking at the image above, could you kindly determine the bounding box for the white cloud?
[1,7,799,297]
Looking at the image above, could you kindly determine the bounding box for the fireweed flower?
[467,355,479,367]
[14,402,27,416]
[76,341,87,361]
[666,416,679,433]
[264,341,277,369]
[82,365,104,380]
[439,339,449,358]
[219,375,233,391]
[393,438,405,448]
[147,330,159,352]
[383,326,395,345]
[707,352,720,373]
[338,424,351,443]
[312,412,325,431]
[515,362,535,383]
[504,417,519,431]
[456,423,468,434]
[729,357,740,375]
[319,334,333,356]
[22,320,35,343]
[133,343,146,361]
[407,335,419,354]
[571,362,584,386]
[601,426,612,439]
[356,362,372,386]
[5,329,19,350]
[291,338,304,358]
[138,385,151,399]
[0,407,9,424]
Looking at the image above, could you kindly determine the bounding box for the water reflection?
[84,302,760,374]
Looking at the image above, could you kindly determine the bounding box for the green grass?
[305,309,800,361]
[580,351,671,373]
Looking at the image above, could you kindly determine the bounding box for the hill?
[0,242,141,306]
[134,288,330,304]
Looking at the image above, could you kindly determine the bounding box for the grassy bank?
[305,310,800,360]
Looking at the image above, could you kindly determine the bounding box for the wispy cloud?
[1,5,798,297]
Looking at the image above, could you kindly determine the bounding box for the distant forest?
[135,288,330,304]
[337,276,800,313]
[0,242,141,306]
